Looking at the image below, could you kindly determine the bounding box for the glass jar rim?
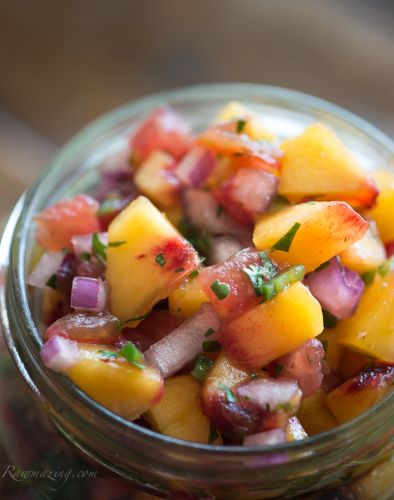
[2,82,394,460]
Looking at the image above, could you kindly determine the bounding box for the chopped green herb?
[204,328,215,337]
[119,314,149,328]
[307,201,317,205]
[269,265,305,296]
[46,274,59,290]
[378,260,390,277]
[191,355,214,381]
[243,251,278,297]
[260,282,275,301]
[108,240,127,248]
[216,204,224,217]
[275,402,292,412]
[119,341,145,369]
[208,424,219,444]
[274,363,283,376]
[322,309,337,329]
[236,119,246,134]
[189,269,199,279]
[175,267,185,273]
[178,219,210,257]
[361,270,376,285]
[98,349,118,359]
[80,251,91,261]
[155,253,166,267]
[203,340,221,352]
[218,383,237,403]
[272,222,301,252]
[210,280,230,300]
[92,232,108,264]
[250,372,258,379]
[315,261,330,273]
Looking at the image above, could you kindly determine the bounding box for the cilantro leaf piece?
[92,232,108,264]
[108,240,127,248]
[272,222,301,252]
[218,382,237,403]
[208,424,219,444]
[46,274,59,290]
[98,349,118,359]
[155,253,166,267]
[210,280,230,300]
[118,341,145,369]
[191,355,214,381]
[315,261,330,273]
[189,270,199,279]
[274,363,283,376]
[236,119,246,134]
[80,251,91,261]
[204,328,215,337]
[203,340,221,352]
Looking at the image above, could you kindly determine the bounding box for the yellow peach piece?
[325,367,394,424]
[368,170,394,243]
[297,390,337,435]
[219,282,323,369]
[340,225,386,274]
[168,277,209,318]
[134,151,178,209]
[68,345,163,420]
[146,375,221,444]
[335,267,394,362]
[107,196,199,324]
[278,123,378,208]
[253,201,368,272]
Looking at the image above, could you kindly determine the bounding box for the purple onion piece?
[71,277,107,312]
[304,258,364,319]
[174,146,216,187]
[243,428,286,447]
[40,336,80,372]
[28,251,64,288]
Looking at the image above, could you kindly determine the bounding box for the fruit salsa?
[29,101,394,447]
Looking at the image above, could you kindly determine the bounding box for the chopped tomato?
[130,106,193,163]
[198,247,262,320]
[35,194,100,251]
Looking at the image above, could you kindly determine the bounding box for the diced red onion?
[28,251,64,288]
[46,311,120,344]
[56,252,77,297]
[272,339,325,399]
[71,232,108,257]
[71,277,107,312]
[93,165,137,202]
[76,259,105,279]
[40,336,80,372]
[183,189,248,236]
[144,303,220,378]
[174,146,216,187]
[209,236,244,265]
[304,258,364,319]
[236,378,302,415]
[243,428,286,447]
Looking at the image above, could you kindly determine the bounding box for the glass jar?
[0,84,393,499]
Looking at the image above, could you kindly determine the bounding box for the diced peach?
[68,345,163,420]
[286,416,308,441]
[134,151,179,209]
[253,201,368,272]
[218,282,323,369]
[317,330,343,372]
[278,123,378,208]
[338,348,372,380]
[145,375,221,444]
[168,277,209,318]
[368,170,394,243]
[325,366,394,424]
[214,101,275,142]
[297,390,337,435]
[107,196,199,324]
[335,266,394,362]
[340,225,386,274]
